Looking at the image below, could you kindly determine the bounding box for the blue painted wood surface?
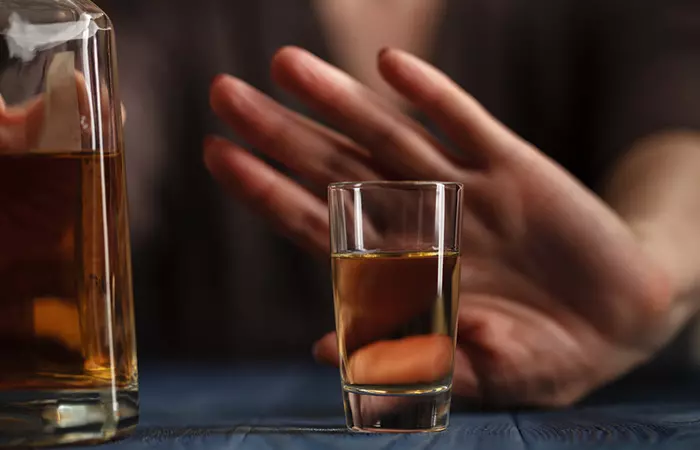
[87,362,700,449]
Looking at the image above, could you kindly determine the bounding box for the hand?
[205,46,673,408]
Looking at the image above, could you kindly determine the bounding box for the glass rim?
[328,180,463,190]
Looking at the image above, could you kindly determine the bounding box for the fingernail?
[203,135,221,149]
[211,74,254,105]
[203,136,232,175]
[203,136,231,159]
[211,73,234,88]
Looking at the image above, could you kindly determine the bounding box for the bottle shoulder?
[0,0,111,29]
[0,0,113,64]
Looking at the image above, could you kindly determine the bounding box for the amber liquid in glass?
[0,151,137,391]
[332,251,460,395]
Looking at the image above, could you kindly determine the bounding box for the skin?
[205,46,700,409]
[346,335,454,386]
[3,45,695,412]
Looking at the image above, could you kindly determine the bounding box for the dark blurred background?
[96,0,700,368]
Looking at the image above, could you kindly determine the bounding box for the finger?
[0,95,43,122]
[210,75,382,189]
[313,331,339,366]
[378,48,528,164]
[347,335,453,386]
[452,348,481,399]
[271,46,464,180]
[209,76,384,247]
[335,335,459,429]
[0,95,45,152]
[314,332,481,398]
[0,70,124,154]
[203,136,330,255]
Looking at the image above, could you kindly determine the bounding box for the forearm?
[603,131,700,325]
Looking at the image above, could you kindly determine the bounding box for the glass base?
[343,385,451,433]
[0,389,138,447]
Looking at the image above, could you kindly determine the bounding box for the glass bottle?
[0,0,138,445]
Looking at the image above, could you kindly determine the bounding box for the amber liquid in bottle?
[0,151,137,391]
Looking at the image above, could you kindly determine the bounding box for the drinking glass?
[0,1,138,445]
[328,181,463,432]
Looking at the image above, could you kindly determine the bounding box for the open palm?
[205,47,672,408]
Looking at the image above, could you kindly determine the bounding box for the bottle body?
[0,0,138,445]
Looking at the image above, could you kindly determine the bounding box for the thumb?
[312,332,339,366]
[313,331,481,399]
[315,332,455,386]
[0,94,45,153]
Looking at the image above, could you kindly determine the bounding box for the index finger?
[204,136,331,255]
[271,47,464,181]
[378,48,529,164]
